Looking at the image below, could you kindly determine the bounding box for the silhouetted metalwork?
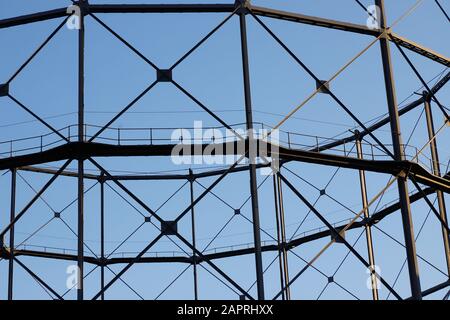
[0,0,449,300]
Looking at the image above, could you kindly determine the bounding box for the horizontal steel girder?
[0,4,236,29]
[1,4,448,67]
[0,4,376,36]
[1,141,448,192]
[390,32,450,68]
[250,5,380,36]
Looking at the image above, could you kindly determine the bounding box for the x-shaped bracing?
[274,172,403,300]
[88,156,254,300]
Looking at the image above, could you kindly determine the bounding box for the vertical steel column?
[77,0,85,301]
[275,173,290,300]
[423,93,450,276]
[7,168,16,300]
[273,175,285,300]
[375,0,422,299]
[100,173,105,300]
[355,133,379,300]
[238,1,265,300]
[277,174,290,300]
[189,170,198,300]
[239,0,264,300]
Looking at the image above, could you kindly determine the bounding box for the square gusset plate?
[0,83,9,97]
[161,220,178,235]
[157,69,172,82]
[331,228,346,243]
[316,80,330,94]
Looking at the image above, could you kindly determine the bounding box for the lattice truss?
[0,0,449,300]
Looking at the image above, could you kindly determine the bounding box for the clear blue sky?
[0,0,449,300]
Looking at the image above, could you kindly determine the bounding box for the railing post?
[415,147,419,164]
[287,132,291,149]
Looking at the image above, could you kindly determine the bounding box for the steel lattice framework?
[0,0,449,300]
